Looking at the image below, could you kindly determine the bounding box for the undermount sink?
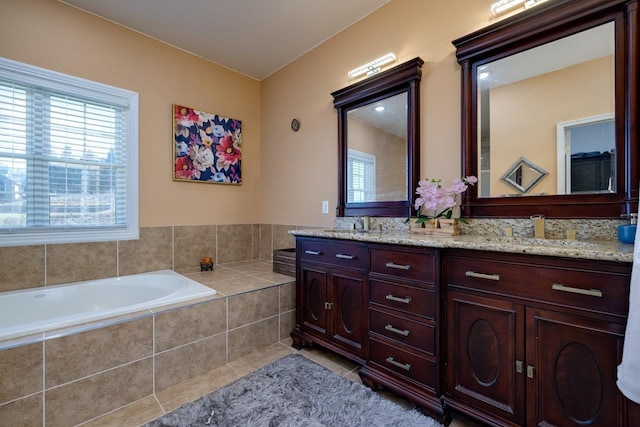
[480,236,601,249]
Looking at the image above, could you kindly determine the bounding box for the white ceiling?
[60,0,390,81]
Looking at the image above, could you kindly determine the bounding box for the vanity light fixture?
[524,0,549,8]
[491,0,525,15]
[348,53,397,78]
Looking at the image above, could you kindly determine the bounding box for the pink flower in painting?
[174,105,199,127]
[215,133,241,171]
[175,156,194,180]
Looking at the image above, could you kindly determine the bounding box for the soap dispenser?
[618,213,637,244]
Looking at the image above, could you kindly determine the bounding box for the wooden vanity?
[289,231,638,426]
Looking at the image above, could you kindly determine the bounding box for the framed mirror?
[453,0,638,218]
[332,57,423,217]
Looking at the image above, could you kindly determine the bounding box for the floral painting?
[173,104,242,184]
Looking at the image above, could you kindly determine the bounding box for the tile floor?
[78,338,482,427]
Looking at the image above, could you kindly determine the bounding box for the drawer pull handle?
[385,294,412,304]
[385,262,411,271]
[552,283,603,298]
[465,271,501,281]
[336,253,355,260]
[304,250,321,256]
[385,324,410,337]
[386,356,411,371]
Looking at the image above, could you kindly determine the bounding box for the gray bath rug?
[145,353,442,427]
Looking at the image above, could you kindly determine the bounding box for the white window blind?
[0,57,138,246]
[347,149,376,202]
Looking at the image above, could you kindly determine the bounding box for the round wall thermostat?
[291,118,300,132]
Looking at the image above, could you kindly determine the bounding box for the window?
[0,57,138,246]
[347,149,376,202]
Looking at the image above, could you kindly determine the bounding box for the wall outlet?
[322,200,329,214]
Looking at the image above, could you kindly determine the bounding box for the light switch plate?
[322,201,329,214]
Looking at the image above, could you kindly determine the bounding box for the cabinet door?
[446,291,525,425]
[527,308,626,426]
[331,270,367,356]
[299,263,329,336]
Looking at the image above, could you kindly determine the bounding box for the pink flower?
[414,176,477,219]
[465,175,478,184]
[216,133,241,171]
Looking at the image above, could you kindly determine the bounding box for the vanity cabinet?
[291,237,369,362]
[360,245,443,419]
[443,250,632,426]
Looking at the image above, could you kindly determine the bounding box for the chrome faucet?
[531,214,545,238]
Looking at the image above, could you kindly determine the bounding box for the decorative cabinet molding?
[444,250,633,426]
[292,238,368,362]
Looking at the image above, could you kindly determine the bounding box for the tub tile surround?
[0,222,301,427]
[0,259,296,427]
[0,223,302,294]
[46,241,118,286]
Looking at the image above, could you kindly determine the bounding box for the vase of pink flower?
[410,176,477,235]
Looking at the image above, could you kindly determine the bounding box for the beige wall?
[1,0,261,227]
[260,0,497,226]
[2,0,501,229]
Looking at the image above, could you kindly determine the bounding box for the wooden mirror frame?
[453,0,638,218]
[332,57,423,217]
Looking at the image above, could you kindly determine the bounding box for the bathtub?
[0,269,216,342]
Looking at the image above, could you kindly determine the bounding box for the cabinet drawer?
[370,308,434,355]
[370,279,435,319]
[370,247,435,282]
[299,239,366,270]
[369,338,436,387]
[446,254,630,316]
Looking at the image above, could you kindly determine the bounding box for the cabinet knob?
[324,302,333,310]
[516,360,523,374]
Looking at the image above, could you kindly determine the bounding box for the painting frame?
[172,104,242,184]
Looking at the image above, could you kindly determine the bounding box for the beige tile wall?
[0,223,300,293]
[0,222,300,426]
[0,280,295,426]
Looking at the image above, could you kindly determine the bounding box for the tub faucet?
[531,214,545,238]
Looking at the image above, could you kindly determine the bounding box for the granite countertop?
[290,229,634,263]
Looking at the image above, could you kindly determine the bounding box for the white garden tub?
[0,269,216,342]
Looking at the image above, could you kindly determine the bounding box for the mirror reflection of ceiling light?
[374,106,385,112]
[348,53,397,78]
[479,72,491,79]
